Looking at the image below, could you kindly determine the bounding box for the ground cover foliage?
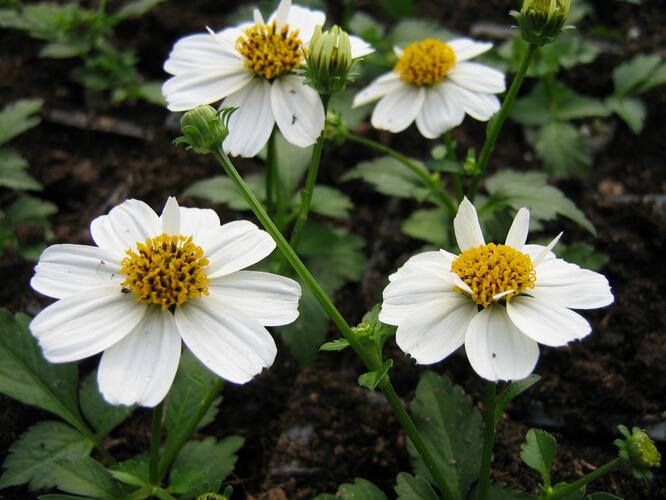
[0,0,665,498]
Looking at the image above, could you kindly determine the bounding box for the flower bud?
[615,425,661,480]
[174,105,232,154]
[511,0,572,46]
[304,25,355,94]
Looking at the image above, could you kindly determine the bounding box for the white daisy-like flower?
[162,0,373,157]
[380,198,614,382]
[30,197,301,407]
[353,38,506,138]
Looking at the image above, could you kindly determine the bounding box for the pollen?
[394,39,457,86]
[236,21,303,80]
[451,243,536,308]
[120,233,209,310]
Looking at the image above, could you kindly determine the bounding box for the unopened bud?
[174,105,232,154]
[304,25,356,94]
[615,425,661,480]
[511,0,572,46]
[352,322,373,339]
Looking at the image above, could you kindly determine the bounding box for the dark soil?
[1,0,665,499]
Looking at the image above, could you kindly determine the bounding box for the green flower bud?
[304,25,355,94]
[352,322,373,339]
[174,105,233,154]
[615,425,661,480]
[511,0,572,46]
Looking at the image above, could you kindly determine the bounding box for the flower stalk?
[477,381,498,500]
[545,458,623,499]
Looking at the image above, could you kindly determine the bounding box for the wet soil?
[1,0,665,498]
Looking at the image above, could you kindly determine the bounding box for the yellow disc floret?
[236,21,303,80]
[394,39,457,86]
[120,233,209,310]
[451,243,536,308]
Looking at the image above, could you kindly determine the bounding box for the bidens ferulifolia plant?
[0,0,661,499]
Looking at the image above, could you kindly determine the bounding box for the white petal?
[505,208,530,250]
[178,207,221,246]
[31,244,123,299]
[90,199,161,255]
[389,250,454,278]
[350,35,374,59]
[161,197,180,235]
[163,31,243,75]
[415,84,465,138]
[353,72,403,108]
[523,243,556,263]
[464,306,539,381]
[98,308,181,407]
[448,38,493,62]
[448,62,506,94]
[507,296,591,347]
[271,75,325,148]
[163,69,253,112]
[453,197,485,251]
[274,4,326,44]
[393,46,404,58]
[371,84,425,133]
[445,82,500,121]
[30,286,147,363]
[395,297,477,364]
[209,271,301,326]
[532,232,563,267]
[531,258,614,309]
[222,78,275,157]
[202,220,276,278]
[272,0,291,27]
[253,8,264,26]
[176,299,276,384]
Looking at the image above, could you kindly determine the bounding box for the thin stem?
[477,381,498,500]
[265,129,277,217]
[212,148,456,500]
[442,133,464,203]
[149,401,164,485]
[547,458,623,500]
[468,43,538,202]
[157,379,225,480]
[345,132,456,214]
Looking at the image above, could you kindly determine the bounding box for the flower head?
[162,0,373,157]
[513,0,571,46]
[174,105,231,154]
[379,198,614,381]
[30,197,301,407]
[353,38,505,138]
[615,425,661,480]
[304,25,357,94]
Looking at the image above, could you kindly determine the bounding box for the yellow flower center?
[120,233,209,310]
[236,21,303,80]
[394,39,457,86]
[451,243,536,308]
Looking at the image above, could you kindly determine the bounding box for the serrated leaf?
[343,156,431,202]
[613,54,663,97]
[109,458,149,487]
[520,428,557,485]
[533,122,592,177]
[6,195,57,226]
[51,457,122,499]
[605,96,646,134]
[0,147,42,190]
[278,285,327,366]
[485,170,596,234]
[0,421,93,490]
[297,185,353,220]
[319,338,350,351]
[184,173,265,211]
[394,473,439,500]
[337,478,388,499]
[0,310,82,429]
[358,359,393,391]
[401,207,451,247]
[495,375,541,424]
[79,372,134,438]
[0,99,43,144]
[115,0,165,19]
[409,372,483,499]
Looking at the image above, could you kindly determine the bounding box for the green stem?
[547,458,623,499]
[266,129,277,217]
[468,43,538,202]
[477,381,498,500]
[443,133,464,204]
[149,401,164,485]
[157,379,224,480]
[345,132,456,214]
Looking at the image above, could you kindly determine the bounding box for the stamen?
[236,21,303,80]
[394,38,457,86]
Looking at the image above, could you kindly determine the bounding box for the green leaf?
[79,372,134,438]
[165,351,223,443]
[336,478,388,499]
[409,372,483,499]
[137,81,166,106]
[184,173,265,211]
[533,122,592,177]
[520,428,557,485]
[401,207,451,247]
[394,473,440,500]
[495,375,541,424]
[6,195,57,226]
[109,459,149,488]
[0,147,42,190]
[343,156,431,201]
[115,0,165,19]
[556,242,609,272]
[329,90,372,130]
[348,12,385,46]
[389,19,453,46]
[605,96,646,134]
[0,421,93,490]
[485,170,596,235]
[0,99,43,145]
[360,304,396,349]
[0,310,82,429]
[278,285,328,366]
[358,359,393,391]
[613,54,663,97]
[298,185,353,220]
[377,0,415,19]
[51,457,122,499]
[319,338,350,351]
[40,42,87,58]
[269,131,314,197]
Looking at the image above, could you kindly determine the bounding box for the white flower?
[379,198,613,382]
[162,0,373,157]
[30,197,301,407]
[353,38,505,138]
